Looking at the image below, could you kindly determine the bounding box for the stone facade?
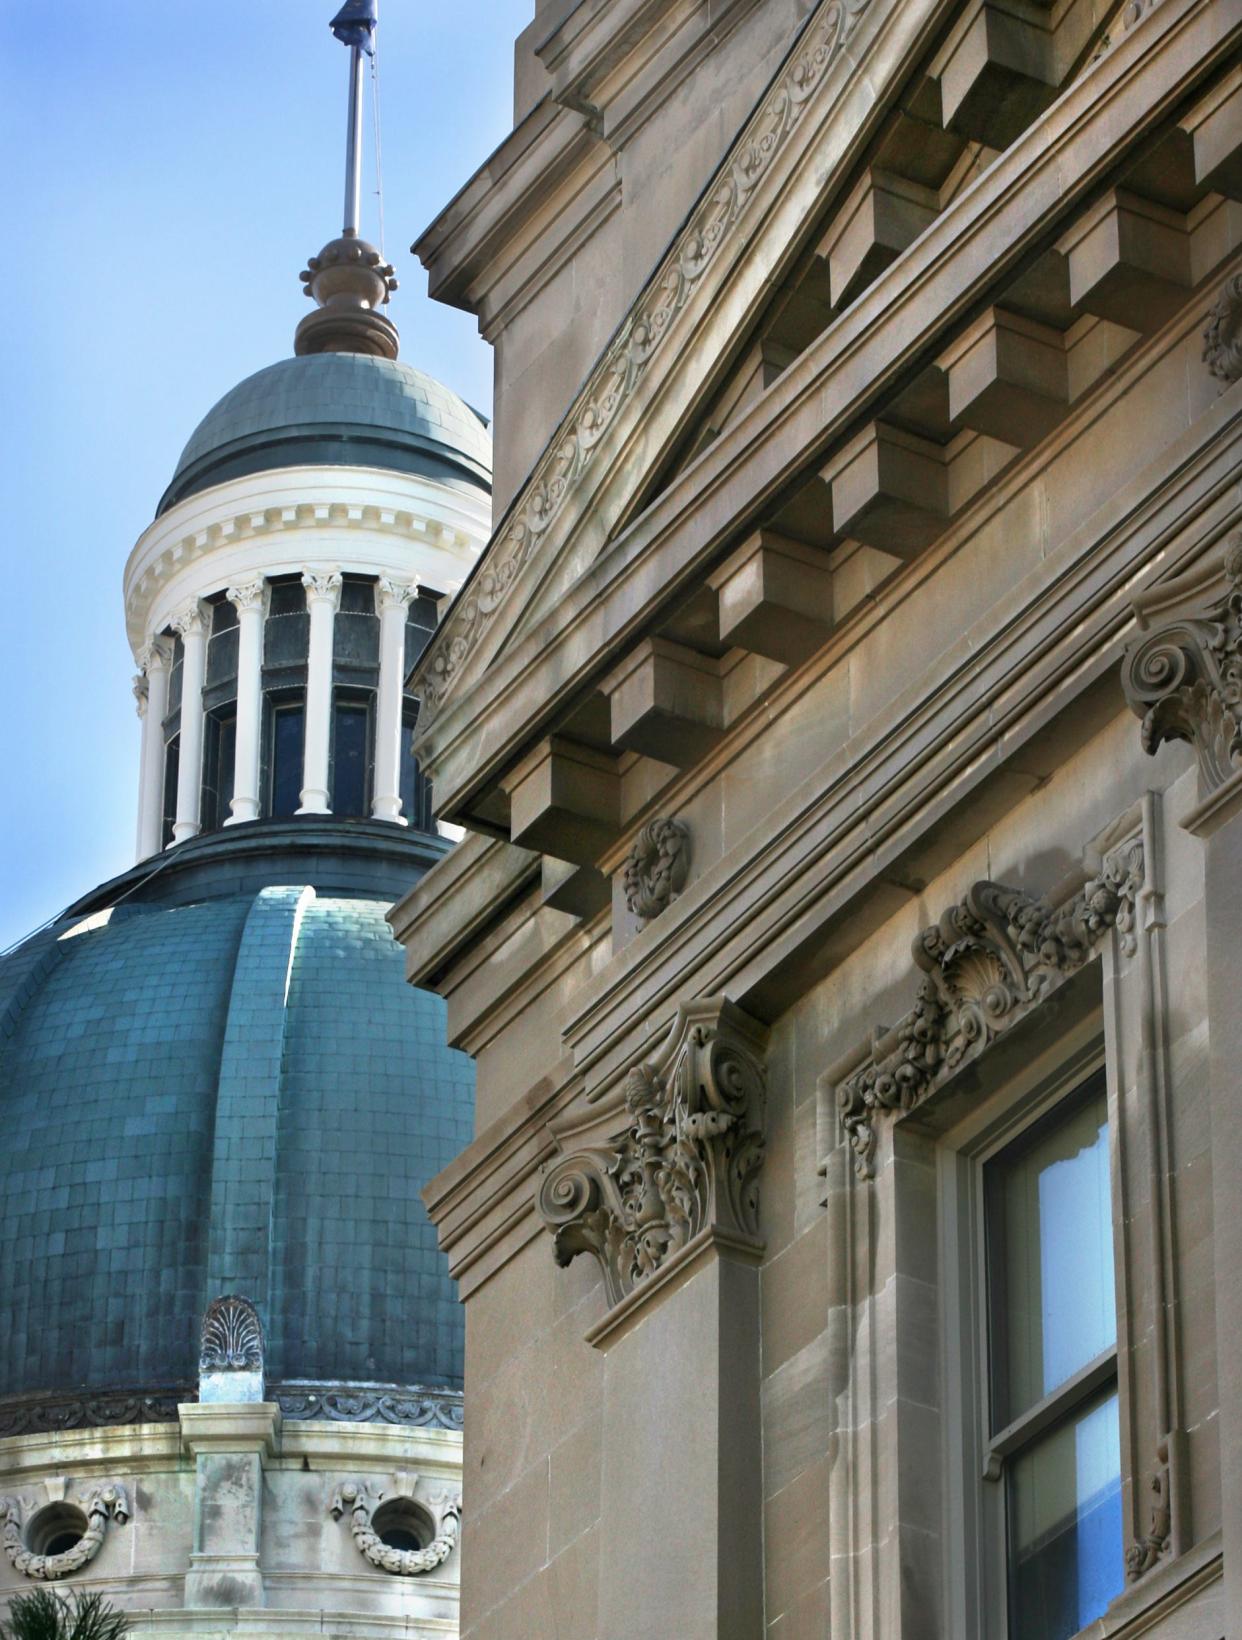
[395,0,1242,1635]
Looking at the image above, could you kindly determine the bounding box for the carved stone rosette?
[538,998,768,1310]
[329,1480,461,1577]
[832,842,1143,1178]
[1202,272,1242,385]
[623,818,690,923]
[1122,534,1242,795]
[1,1485,130,1581]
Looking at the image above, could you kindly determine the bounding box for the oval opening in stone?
[25,1502,89,1560]
[371,1497,430,1554]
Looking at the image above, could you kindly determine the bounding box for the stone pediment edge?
[558,393,1241,1090]
[413,0,1228,808]
[412,0,917,723]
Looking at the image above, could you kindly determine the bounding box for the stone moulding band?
[1,1484,130,1581]
[537,996,769,1320]
[0,1384,463,1438]
[415,0,875,721]
[825,837,1144,1179]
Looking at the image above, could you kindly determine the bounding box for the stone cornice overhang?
[415,0,1239,822]
[418,376,1241,1291]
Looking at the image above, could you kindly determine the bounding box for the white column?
[225,579,267,824]
[135,638,172,860]
[372,577,417,823]
[171,601,208,845]
[297,569,342,814]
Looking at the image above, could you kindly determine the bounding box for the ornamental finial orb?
[295,230,400,360]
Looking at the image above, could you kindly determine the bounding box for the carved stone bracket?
[830,842,1143,1178]
[623,818,690,923]
[538,998,768,1313]
[1203,272,1242,385]
[1,1484,130,1581]
[1123,532,1242,798]
[329,1478,461,1577]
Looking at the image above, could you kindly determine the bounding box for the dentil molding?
[538,997,768,1319]
[828,838,1144,1178]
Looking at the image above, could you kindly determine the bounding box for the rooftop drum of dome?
[158,353,493,515]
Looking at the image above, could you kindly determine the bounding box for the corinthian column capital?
[170,599,206,639]
[377,576,418,615]
[1122,531,1242,799]
[227,579,268,615]
[302,568,343,608]
[537,997,768,1336]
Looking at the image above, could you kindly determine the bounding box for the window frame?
[938,1018,1123,1640]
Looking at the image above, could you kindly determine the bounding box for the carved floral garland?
[329,1481,461,1577]
[623,818,690,922]
[834,842,1143,1178]
[419,0,873,720]
[538,1002,767,1309]
[1,1486,130,1581]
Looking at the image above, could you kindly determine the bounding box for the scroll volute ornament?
[1122,533,1242,795]
[538,998,768,1311]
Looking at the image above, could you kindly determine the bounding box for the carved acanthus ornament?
[301,568,343,607]
[1122,534,1242,795]
[1202,272,1242,386]
[226,579,267,615]
[1,1485,130,1581]
[170,600,205,640]
[329,1479,461,1577]
[377,576,418,614]
[833,843,1143,1178]
[417,0,874,721]
[538,999,768,1310]
[624,818,690,923]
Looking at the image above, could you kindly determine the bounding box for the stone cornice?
[124,465,490,654]
[414,0,899,724]
[413,0,1234,816]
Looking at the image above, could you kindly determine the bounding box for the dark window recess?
[400,703,433,831]
[201,712,236,831]
[332,698,371,817]
[269,703,305,819]
[340,575,377,614]
[209,596,239,635]
[267,577,306,617]
[167,635,185,716]
[206,594,240,689]
[404,595,440,674]
[161,736,180,847]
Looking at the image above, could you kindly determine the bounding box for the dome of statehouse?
[158,353,492,515]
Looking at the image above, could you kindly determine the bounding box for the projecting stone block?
[821,168,940,310]
[541,855,611,919]
[710,530,834,666]
[1182,67,1242,201]
[827,423,949,560]
[931,0,1056,150]
[504,736,620,866]
[604,637,724,766]
[941,307,1069,447]
[1059,189,1192,331]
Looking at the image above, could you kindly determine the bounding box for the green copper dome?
[0,866,471,1426]
[159,353,492,515]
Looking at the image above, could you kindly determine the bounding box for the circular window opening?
[371,1498,431,1554]
[25,1503,89,1560]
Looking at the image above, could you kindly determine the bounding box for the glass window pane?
[988,1079,1115,1422]
[332,701,369,816]
[1008,1391,1123,1640]
[270,706,304,819]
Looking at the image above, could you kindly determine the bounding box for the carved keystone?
[538,998,768,1323]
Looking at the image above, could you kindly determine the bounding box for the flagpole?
[343,41,365,234]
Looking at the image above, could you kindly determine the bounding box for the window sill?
[1094,1530,1222,1637]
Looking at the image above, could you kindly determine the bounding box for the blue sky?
[0,0,531,950]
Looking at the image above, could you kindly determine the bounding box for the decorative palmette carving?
[624,818,690,923]
[834,843,1143,1178]
[1203,272,1242,385]
[329,1480,461,1577]
[1,1485,130,1581]
[419,0,874,720]
[199,1295,264,1374]
[538,999,767,1309]
[1122,534,1242,794]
